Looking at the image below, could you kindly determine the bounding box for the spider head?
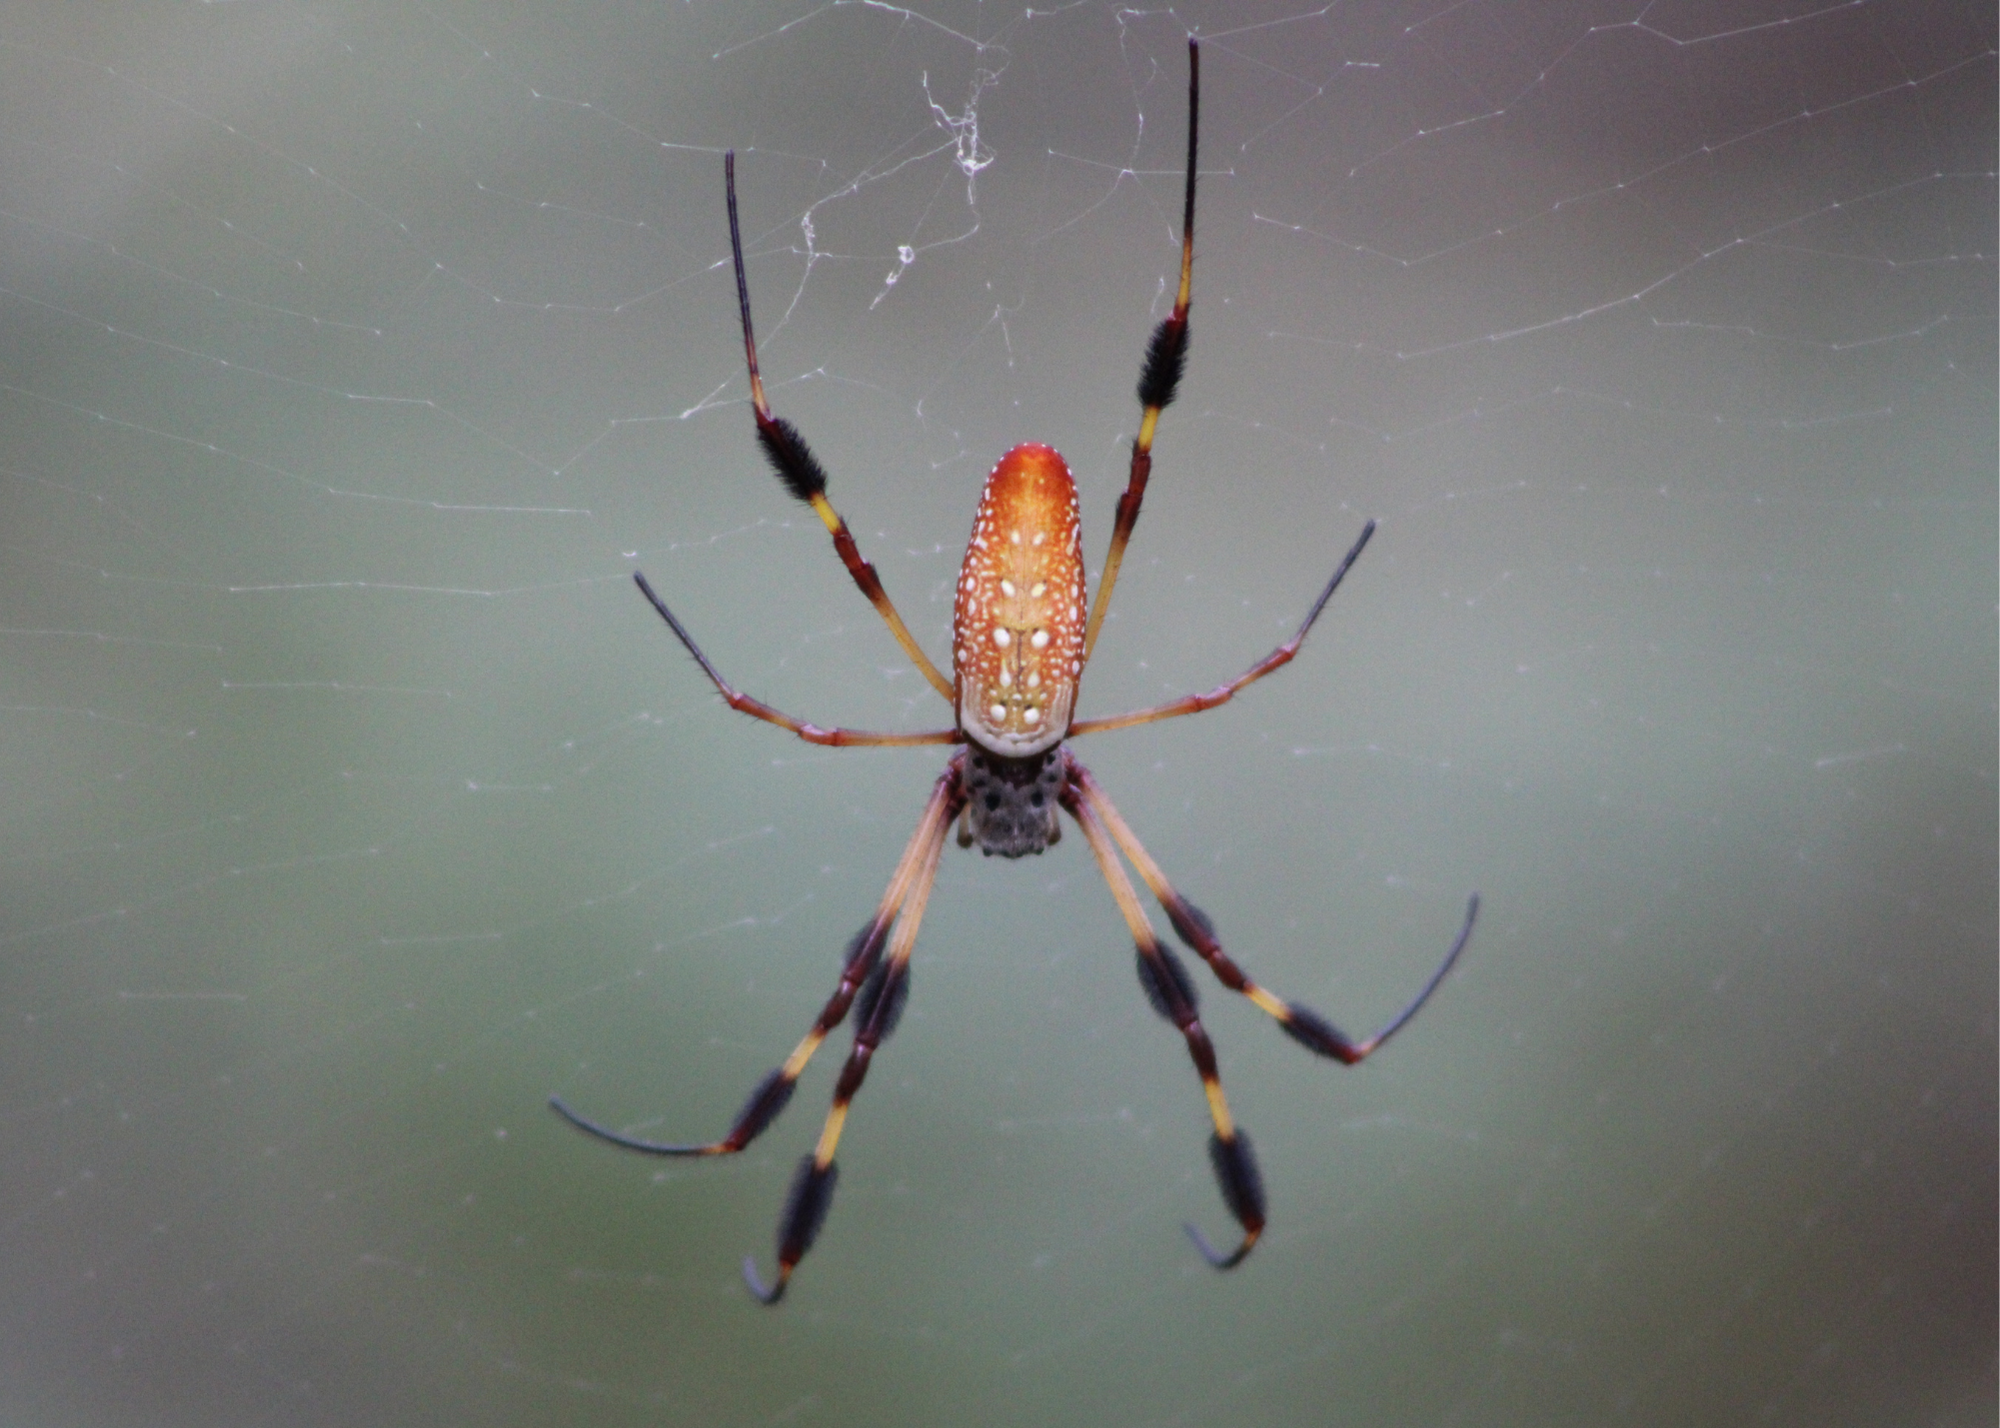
[956,748,1066,858]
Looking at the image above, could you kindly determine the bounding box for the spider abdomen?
[952,444,1086,757]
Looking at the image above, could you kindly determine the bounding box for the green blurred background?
[1,2,1992,1424]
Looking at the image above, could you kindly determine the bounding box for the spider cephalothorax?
[552,39,1477,1306]
[957,746,1067,857]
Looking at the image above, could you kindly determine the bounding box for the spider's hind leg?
[720,152,955,706]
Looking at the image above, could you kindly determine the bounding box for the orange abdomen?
[952,444,1087,756]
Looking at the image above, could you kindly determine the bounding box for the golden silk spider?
[551,39,1478,1304]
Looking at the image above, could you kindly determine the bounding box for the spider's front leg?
[1060,760,1267,1269]
[1067,761,1477,1062]
[1061,759,1476,1268]
[549,912,894,1159]
[748,773,961,1302]
[550,768,963,1302]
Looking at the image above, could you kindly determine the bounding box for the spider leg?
[632,572,960,748]
[746,768,962,1304]
[1061,763,1265,1271]
[1068,761,1477,1064]
[1082,38,1199,662]
[1069,520,1375,738]
[549,768,962,1161]
[722,152,956,705]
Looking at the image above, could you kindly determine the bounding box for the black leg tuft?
[1136,945,1200,1022]
[1277,1004,1351,1060]
[854,960,911,1043]
[1208,1130,1266,1229]
[1136,317,1189,411]
[781,1155,838,1257]
[1165,895,1216,951]
[1184,1130,1266,1270]
[756,415,832,504]
[730,1069,799,1144]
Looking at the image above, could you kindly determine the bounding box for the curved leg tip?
[547,1093,601,1134]
[743,1256,789,1305]
[1183,1221,1255,1270]
[547,1096,709,1156]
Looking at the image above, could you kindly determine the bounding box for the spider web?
[0,2,1992,1425]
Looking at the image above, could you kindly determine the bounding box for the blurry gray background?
[0,2,1992,1425]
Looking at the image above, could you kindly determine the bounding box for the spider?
[551,39,1478,1305]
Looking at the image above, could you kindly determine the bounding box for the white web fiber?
[0,3,1992,1426]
